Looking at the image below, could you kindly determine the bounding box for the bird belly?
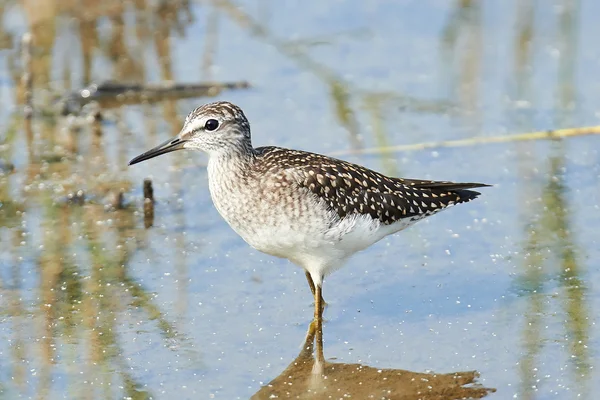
[240,212,420,278]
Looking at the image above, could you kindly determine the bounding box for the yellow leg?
[306,271,326,312]
[305,271,316,296]
[314,284,325,363]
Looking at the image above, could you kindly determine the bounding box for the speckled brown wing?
[254,146,489,225]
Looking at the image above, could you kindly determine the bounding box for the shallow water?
[1,0,599,398]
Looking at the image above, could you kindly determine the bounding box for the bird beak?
[129,136,187,166]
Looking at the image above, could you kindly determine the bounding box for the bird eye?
[205,119,219,131]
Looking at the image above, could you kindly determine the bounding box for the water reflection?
[253,322,495,399]
[1,2,212,397]
[514,148,591,400]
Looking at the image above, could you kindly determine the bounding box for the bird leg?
[314,284,325,363]
[305,271,326,312]
[305,270,316,296]
[306,271,325,363]
[314,284,323,321]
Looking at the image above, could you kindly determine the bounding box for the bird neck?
[206,143,257,182]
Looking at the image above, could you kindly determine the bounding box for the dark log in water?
[143,179,154,228]
[59,80,251,115]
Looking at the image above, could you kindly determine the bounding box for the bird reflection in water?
[252,321,495,399]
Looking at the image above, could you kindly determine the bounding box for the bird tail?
[452,188,484,203]
[405,180,491,205]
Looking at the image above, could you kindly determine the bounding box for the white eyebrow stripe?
[185,119,206,133]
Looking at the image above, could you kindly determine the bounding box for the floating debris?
[143,179,154,228]
[143,179,154,203]
[66,190,85,206]
[58,80,251,116]
[104,189,125,211]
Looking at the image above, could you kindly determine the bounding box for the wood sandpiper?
[129,101,489,336]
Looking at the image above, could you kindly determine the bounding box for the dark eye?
[205,119,219,131]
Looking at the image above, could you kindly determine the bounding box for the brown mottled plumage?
[252,146,485,224]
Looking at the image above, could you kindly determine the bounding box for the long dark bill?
[129,137,186,165]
